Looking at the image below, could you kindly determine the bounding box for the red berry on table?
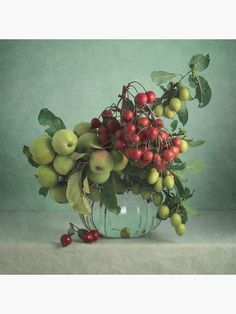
[142,150,153,162]
[172,137,182,147]
[137,117,149,128]
[124,122,136,135]
[82,231,94,243]
[159,130,169,141]
[91,118,101,129]
[115,129,123,139]
[134,93,148,106]
[102,109,113,117]
[90,230,100,241]
[122,109,133,122]
[145,91,157,103]
[146,126,158,139]
[162,149,175,162]
[130,148,142,160]
[115,140,126,149]
[131,134,140,143]
[171,146,180,156]
[60,234,72,247]
[152,119,164,128]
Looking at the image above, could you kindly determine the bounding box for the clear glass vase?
[79,193,161,238]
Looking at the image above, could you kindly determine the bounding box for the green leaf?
[83,177,90,194]
[151,71,176,85]
[66,171,91,215]
[171,119,178,131]
[174,157,183,164]
[182,201,200,217]
[71,152,87,160]
[189,75,212,107]
[172,162,186,171]
[185,159,205,174]
[39,187,49,198]
[173,174,185,197]
[101,174,121,214]
[188,140,205,147]
[38,108,66,136]
[23,145,39,168]
[177,102,188,126]
[173,170,188,182]
[179,206,188,224]
[189,54,210,72]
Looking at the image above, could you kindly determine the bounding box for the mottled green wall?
[1,40,236,211]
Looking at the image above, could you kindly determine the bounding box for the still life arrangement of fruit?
[23,54,212,246]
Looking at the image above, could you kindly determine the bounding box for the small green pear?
[164,174,175,190]
[175,223,186,236]
[76,132,100,153]
[53,154,76,175]
[154,177,163,192]
[89,186,101,202]
[52,129,78,155]
[179,86,190,101]
[36,165,58,188]
[169,97,182,112]
[164,105,176,119]
[171,213,182,227]
[111,150,128,172]
[158,205,170,219]
[131,182,141,195]
[89,150,113,174]
[30,135,55,165]
[179,139,189,153]
[147,168,159,185]
[153,192,163,206]
[154,105,164,117]
[141,187,151,200]
[50,185,68,203]
[88,170,110,184]
[73,122,96,137]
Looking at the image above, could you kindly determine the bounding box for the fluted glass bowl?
[79,193,161,238]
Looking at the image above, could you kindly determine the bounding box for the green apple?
[179,139,189,153]
[164,175,175,190]
[175,223,186,236]
[154,177,163,192]
[131,182,141,195]
[153,192,163,206]
[141,187,151,200]
[179,86,190,101]
[158,205,170,219]
[73,122,96,137]
[30,135,55,165]
[89,150,113,174]
[88,170,110,184]
[116,179,126,194]
[164,105,176,119]
[89,186,101,202]
[169,97,182,112]
[111,150,128,172]
[50,185,68,203]
[154,105,164,117]
[53,154,76,175]
[147,168,159,185]
[171,213,182,227]
[36,165,58,188]
[52,129,78,155]
[76,132,100,153]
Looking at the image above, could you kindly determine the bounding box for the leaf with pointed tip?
[39,187,49,198]
[177,102,188,126]
[188,140,205,147]
[171,119,178,131]
[101,174,121,214]
[83,177,90,194]
[38,108,66,136]
[189,54,210,72]
[151,71,176,85]
[185,159,205,174]
[182,201,200,217]
[173,174,185,197]
[71,152,87,160]
[23,145,39,168]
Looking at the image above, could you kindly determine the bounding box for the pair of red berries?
[60,229,100,247]
[135,91,156,106]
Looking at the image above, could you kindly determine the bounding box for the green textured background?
[0,40,236,212]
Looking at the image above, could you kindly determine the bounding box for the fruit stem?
[128,81,146,92]
[176,69,192,84]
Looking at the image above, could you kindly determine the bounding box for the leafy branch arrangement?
[23,54,212,240]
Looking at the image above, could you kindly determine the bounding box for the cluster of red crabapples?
[90,90,182,172]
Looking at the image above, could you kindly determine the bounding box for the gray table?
[0,210,235,274]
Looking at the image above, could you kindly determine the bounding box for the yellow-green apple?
[50,185,68,203]
[89,150,113,174]
[158,205,170,219]
[88,170,110,184]
[76,133,100,153]
[140,187,151,200]
[131,182,141,195]
[153,192,163,206]
[175,223,186,236]
[164,174,175,190]
[164,105,176,119]
[179,139,189,153]
[147,168,159,184]
[154,177,163,192]
[154,105,163,117]
[179,86,190,101]
[53,154,76,175]
[73,122,96,137]
[30,134,55,165]
[171,213,182,227]
[169,97,182,112]
[36,165,58,188]
[52,129,78,155]
[111,150,128,172]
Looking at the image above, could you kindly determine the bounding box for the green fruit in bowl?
[164,105,176,119]
[30,135,55,165]
[154,177,163,192]
[89,150,114,174]
[153,192,163,206]
[89,186,101,202]
[179,86,190,101]
[111,150,128,172]
[50,185,68,203]
[53,154,76,175]
[88,170,110,184]
[76,132,100,153]
[36,165,58,188]
[131,183,141,195]
[164,174,175,190]
[147,168,159,185]
[141,187,151,200]
[169,97,182,112]
[158,205,170,219]
[73,122,96,137]
[175,223,186,236]
[120,227,130,238]
[52,129,78,155]
[171,213,182,227]
[154,105,163,117]
[179,139,189,153]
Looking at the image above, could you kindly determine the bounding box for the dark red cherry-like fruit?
[60,234,72,247]
[145,91,156,103]
[134,93,148,106]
